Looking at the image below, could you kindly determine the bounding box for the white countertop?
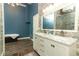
[35,32,78,46]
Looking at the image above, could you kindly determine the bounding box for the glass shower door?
[0,3,4,56]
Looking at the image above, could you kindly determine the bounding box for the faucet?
[47,30,53,34]
[60,30,64,36]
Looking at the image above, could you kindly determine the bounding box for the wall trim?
[1,3,5,56]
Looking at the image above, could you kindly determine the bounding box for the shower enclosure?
[0,3,4,56]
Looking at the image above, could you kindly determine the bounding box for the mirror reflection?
[42,13,55,29]
[41,4,77,32]
[55,5,75,30]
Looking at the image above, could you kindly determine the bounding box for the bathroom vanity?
[33,32,77,56]
[33,3,79,56]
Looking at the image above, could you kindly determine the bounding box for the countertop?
[35,32,78,46]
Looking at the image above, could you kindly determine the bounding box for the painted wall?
[4,3,38,38]
[28,3,38,38]
[4,4,30,37]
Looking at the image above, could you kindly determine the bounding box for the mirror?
[41,5,55,30]
[41,13,55,29]
[55,5,75,31]
[41,4,78,32]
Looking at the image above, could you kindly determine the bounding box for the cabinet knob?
[51,44,55,48]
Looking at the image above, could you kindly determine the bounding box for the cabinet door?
[38,37,46,56]
[33,36,39,52]
[45,39,69,56]
[33,35,46,56]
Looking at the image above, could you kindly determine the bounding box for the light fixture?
[19,3,26,7]
[8,3,26,7]
[11,3,15,7]
[16,3,19,6]
[62,5,74,12]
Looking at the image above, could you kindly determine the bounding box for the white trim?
[0,3,5,56]
[18,37,30,40]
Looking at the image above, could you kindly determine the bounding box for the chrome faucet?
[60,30,64,36]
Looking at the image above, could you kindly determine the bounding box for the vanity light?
[19,3,26,7]
[11,3,15,7]
[62,5,74,12]
[16,3,19,6]
[8,3,26,7]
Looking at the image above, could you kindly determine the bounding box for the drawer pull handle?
[51,44,55,48]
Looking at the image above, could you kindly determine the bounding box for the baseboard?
[18,37,30,40]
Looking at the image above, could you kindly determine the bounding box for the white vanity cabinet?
[45,39,76,56]
[33,36,39,53]
[33,35,46,56]
[33,33,77,56]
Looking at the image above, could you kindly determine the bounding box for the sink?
[35,32,78,46]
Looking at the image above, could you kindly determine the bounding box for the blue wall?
[4,4,30,37]
[28,4,38,38]
[4,3,38,38]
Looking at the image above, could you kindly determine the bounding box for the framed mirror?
[55,5,75,30]
[41,13,55,30]
[54,4,78,32]
[41,5,55,30]
[41,4,78,32]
